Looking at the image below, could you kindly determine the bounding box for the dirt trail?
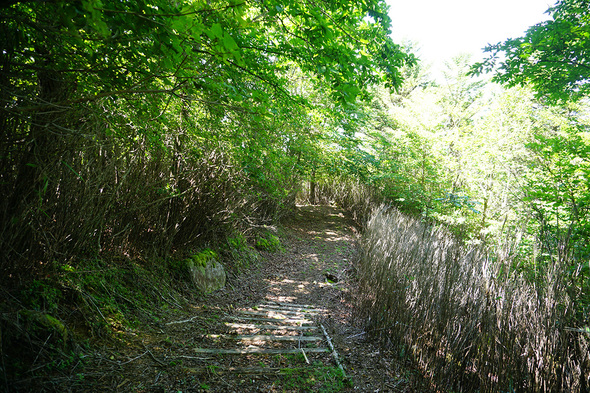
[79,205,415,392]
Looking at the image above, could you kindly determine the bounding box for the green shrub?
[20,279,63,313]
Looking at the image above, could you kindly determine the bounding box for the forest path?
[83,205,413,392]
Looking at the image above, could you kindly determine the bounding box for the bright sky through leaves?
[387,0,554,75]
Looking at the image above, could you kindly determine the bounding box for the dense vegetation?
[0,0,413,277]
[1,0,589,391]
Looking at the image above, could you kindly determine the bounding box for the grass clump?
[255,231,283,252]
[221,233,260,273]
[279,364,349,392]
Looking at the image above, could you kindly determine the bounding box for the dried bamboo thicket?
[0,103,289,283]
[357,205,588,393]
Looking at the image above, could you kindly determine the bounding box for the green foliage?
[278,365,349,392]
[273,354,349,392]
[227,234,248,251]
[17,310,70,345]
[435,192,481,213]
[20,280,63,313]
[474,0,590,102]
[0,0,414,279]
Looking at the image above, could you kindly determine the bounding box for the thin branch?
[166,315,200,325]
[94,2,246,19]
[8,84,186,114]
[119,351,149,366]
[320,323,348,379]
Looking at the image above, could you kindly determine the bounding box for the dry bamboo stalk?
[320,323,347,379]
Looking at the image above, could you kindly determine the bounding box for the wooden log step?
[256,304,326,313]
[194,347,329,355]
[231,315,313,325]
[206,334,323,342]
[224,322,318,331]
[185,366,318,375]
[252,304,326,315]
[262,301,320,309]
[244,308,319,317]
[237,310,315,319]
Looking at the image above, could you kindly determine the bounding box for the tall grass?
[357,206,588,392]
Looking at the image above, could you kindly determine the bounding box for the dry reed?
[357,205,588,392]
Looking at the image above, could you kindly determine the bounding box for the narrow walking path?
[173,205,358,391]
[78,205,416,392]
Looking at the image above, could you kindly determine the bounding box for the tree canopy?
[1,0,415,113]
[474,0,590,102]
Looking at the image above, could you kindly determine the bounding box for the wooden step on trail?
[253,307,326,315]
[206,334,323,342]
[258,302,327,312]
[262,301,324,309]
[185,366,324,376]
[237,309,316,318]
[193,300,348,384]
[231,315,314,324]
[224,322,318,331]
[194,347,330,355]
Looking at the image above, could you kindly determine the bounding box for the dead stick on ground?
[166,315,200,325]
[120,351,148,365]
[346,331,366,340]
[320,323,348,379]
[142,344,167,367]
[300,348,310,364]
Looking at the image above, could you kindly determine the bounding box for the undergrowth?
[273,354,350,392]
[0,234,264,391]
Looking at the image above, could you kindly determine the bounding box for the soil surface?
[73,205,420,392]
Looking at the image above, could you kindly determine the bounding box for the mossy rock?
[185,249,226,293]
[18,310,70,347]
